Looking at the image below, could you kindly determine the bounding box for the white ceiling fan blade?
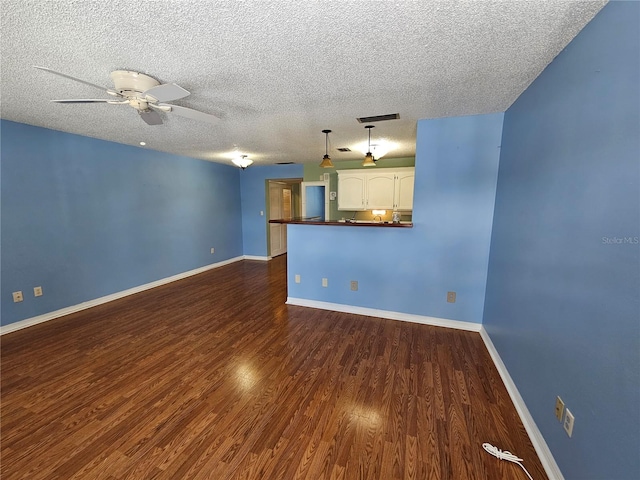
[139,109,163,125]
[34,66,119,96]
[51,99,113,103]
[159,104,220,124]
[143,83,190,103]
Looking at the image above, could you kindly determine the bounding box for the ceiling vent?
[336,147,351,152]
[357,113,400,123]
[276,162,294,165]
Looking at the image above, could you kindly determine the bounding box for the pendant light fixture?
[232,154,253,170]
[319,129,334,168]
[362,125,376,167]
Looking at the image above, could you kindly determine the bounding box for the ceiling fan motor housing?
[109,70,159,98]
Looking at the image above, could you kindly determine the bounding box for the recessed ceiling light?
[139,141,146,146]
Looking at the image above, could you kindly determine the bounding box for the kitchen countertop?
[269,218,413,228]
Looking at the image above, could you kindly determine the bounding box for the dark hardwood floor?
[1,255,547,479]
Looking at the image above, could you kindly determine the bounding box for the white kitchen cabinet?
[337,167,415,211]
[394,170,415,210]
[365,172,395,209]
[337,173,366,210]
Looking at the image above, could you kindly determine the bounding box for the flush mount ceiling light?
[362,125,376,167]
[232,154,253,170]
[139,141,146,146]
[319,129,334,168]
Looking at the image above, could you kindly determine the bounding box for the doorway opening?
[267,179,302,257]
[301,179,330,221]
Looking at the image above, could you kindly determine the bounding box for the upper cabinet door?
[337,174,366,210]
[337,167,415,212]
[366,172,395,209]
[394,171,415,210]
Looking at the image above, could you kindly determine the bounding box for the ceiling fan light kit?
[35,66,220,126]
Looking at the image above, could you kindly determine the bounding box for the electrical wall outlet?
[322,278,328,287]
[260,211,264,216]
[447,291,456,303]
[350,280,358,291]
[555,396,565,421]
[295,274,301,284]
[563,408,575,437]
[12,291,23,303]
[33,286,43,297]
[210,247,215,254]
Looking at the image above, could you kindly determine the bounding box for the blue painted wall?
[239,164,303,257]
[288,113,503,323]
[1,121,243,326]
[483,3,640,479]
[305,185,325,219]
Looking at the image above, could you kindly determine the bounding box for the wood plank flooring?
[1,255,547,479]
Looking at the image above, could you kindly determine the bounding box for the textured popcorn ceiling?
[0,0,606,166]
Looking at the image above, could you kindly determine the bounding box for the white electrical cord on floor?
[482,442,534,480]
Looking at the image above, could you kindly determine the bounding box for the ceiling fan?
[34,66,220,126]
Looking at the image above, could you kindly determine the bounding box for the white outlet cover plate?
[564,408,575,437]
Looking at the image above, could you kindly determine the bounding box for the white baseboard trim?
[286,297,482,332]
[479,327,564,480]
[0,256,246,336]
[243,255,271,261]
